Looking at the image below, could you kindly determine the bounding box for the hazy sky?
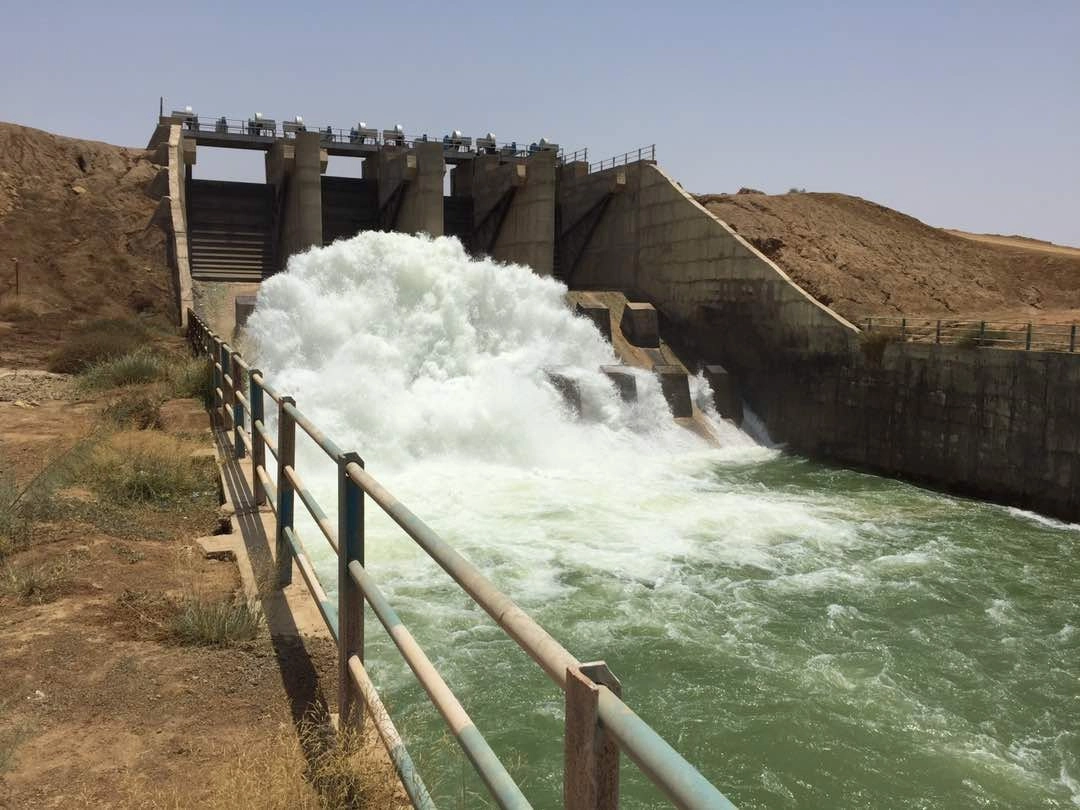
[3,1,1077,245]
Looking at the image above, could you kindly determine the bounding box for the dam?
[154,110,1079,808]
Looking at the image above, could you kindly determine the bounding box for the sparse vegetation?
[82,431,216,506]
[47,316,152,374]
[170,595,262,646]
[139,710,405,809]
[1,560,74,604]
[955,325,1013,349]
[171,356,216,406]
[102,391,163,429]
[79,348,169,389]
[0,299,38,321]
[858,330,894,365]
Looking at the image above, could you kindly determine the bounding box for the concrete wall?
[560,161,857,360]
[470,151,556,274]
[749,343,1080,521]
[558,160,1080,522]
[164,123,194,326]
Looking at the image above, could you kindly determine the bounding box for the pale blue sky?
[3,1,1077,244]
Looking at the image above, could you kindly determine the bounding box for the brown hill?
[697,190,1080,324]
[0,122,172,367]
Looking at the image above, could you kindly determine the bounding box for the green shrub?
[102,392,163,429]
[83,431,215,505]
[48,317,151,373]
[80,349,168,389]
[171,596,262,646]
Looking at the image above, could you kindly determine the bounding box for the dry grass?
[170,595,262,646]
[102,391,164,429]
[0,299,38,321]
[170,356,215,407]
[81,431,216,506]
[858,330,893,365]
[124,711,405,809]
[47,317,152,374]
[0,559,75,604]
[80,349,169,390]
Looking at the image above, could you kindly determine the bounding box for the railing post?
[866,317,872,332]
[250,370,266,506]
[231,352,246,459]
[219,341,233,430]
[337,451,365,727]
[1071,325,1076,353]
[979,320,986,347]
[900,317,907,341]
[1025,322,1032,351]
[936,320,942,344]
[212,337,223,419]
[565,662,621,810]
[276,397,296,587]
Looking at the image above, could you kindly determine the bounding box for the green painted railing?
[189,309,735,810]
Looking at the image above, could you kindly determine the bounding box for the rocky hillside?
[697,190,1080,324]
[0,122,172,366]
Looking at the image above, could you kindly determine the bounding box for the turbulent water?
[247,232,1079,809]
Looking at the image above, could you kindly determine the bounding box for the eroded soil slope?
[698,190,1080,324]
[0,122,172,366]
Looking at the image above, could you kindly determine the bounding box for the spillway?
[245,232,1080,808]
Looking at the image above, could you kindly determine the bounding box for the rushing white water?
[245,232,1080,809]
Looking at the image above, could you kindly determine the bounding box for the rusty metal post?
[231,353,246,459]
[936,320,941,344]
[565,662,622,810]
[250,370,266,505]
[900,317,907,341]
[337,452,365,727]
[1026,322,1032,351]
[276,397,296,587]
[1071,325,1076,353]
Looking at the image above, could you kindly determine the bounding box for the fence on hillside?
[863,316,1078,353]
[187,310,735,810]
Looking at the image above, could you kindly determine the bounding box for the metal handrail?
[864,316,1078,352]
[589,144,656,173]
[187,309,736,809]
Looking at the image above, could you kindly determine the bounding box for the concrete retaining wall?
[558,160,1079,522]
[560,161,857,359]
[165,124,193,327]
[752,343,1080,521]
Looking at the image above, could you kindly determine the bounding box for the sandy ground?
[698,190,1080,324]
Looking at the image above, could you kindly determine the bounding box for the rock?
[71,185,87,195]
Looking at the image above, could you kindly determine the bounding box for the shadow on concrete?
[212,423,333,732]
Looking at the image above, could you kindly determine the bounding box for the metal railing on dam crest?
[189,310,736,810]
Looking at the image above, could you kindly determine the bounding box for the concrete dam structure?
[149,110,1079,524]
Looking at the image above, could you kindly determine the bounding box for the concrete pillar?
[546,369,582,416]
[620,302,660,347]
[576,303,612,342]
[375,143,445,236]
[704,364,743,424]
[600,366,637,401]
[655,366,692,417]
[467,150,557,274]
[266,132,326,267]
[290,131,325,251]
